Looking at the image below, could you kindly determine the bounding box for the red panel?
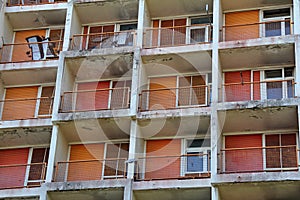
[225,71,251,102]
[76,81,110,111]
[145,139,181,180]
[253,71,261,100]
[152,20,159,47]
[225,135,263,172]
[0,148,29,189]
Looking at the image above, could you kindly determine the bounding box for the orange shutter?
[152,20,159,47]
[149,76,176,110]
[2,86,39,121]
[76,81,110,111]
[145,139,181,180]
[253,71,261,100]
[68,144,104,181]
[224,71,251,102]
[12,30,46,62]
[0,148,29,189]
[225,134,263,173]
[225,10,259,41]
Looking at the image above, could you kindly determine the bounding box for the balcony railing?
[0,97,54,121]
[0,40,62,64]
[60,87,130,113]
[221,19,293,42]
[143,24,212,48]
[54,158,127,182]
[6,0,67,6]
[139,85,211,111]
[70,30,136,51]
[220,79,295,103]
[135,154,211,181]
[0,163,47,189]
[219,145,298,174]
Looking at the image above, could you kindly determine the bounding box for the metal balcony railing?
[135,154,211,181]
[143,24,212,48]
[0,40,63,63]
[220,79,295,103]
[219,145,298,174]
[139,85,211,111]
[70,30,136,50]
[0,97,54,121]
[6,0,67,6]
[0,162,47,189]
[54,158,127,182]
[60,87,130,112]
[221,19,293,42]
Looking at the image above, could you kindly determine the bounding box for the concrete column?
[294,36,300,97]
[127,120,138,179]
[297,106,300,171]
[45,126,59,182]
[137,0,150,48]
[123,179,133,200]
[212,186,221,200]
[130,49,141,115]
[293,0,300,34]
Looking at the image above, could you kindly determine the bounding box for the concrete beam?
[4,3,67,13]
[0,118,52,129]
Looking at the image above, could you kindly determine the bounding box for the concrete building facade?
[0,0,300,200]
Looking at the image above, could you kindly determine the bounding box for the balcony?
[54,158,127,182]
[143,24,212,48]
[221,79,295,103]
[139,85,211,111]
[1,97,53,121]
[0,39,62,64]
[70,30,136,51]
[0,163,47,189]
[60,87,130,113]
[135,154,210,181]
[221,19,293,42]
[6,0,67,6]
[219,145,298,174]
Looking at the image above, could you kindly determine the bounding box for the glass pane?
[265,69,282,78]
[190,28,206,43]
[187,139,210,148]
[120,23,137,31]
[287,80,294,98]
[187,152,203,172]
[265,22,281,37]
[267,82,282,99]
[191,16,212,25]
[285,20,291,35]
[263,8,290,18]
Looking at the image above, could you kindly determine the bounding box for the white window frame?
[260,7,292,37]
[181,139,210,176]
[261,68,294,100]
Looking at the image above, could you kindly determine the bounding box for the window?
[264,134,297,170]
[104,143,129,178]
[183,139,210,175]
[263,67,294,99]
[189,16,212,43]
[262,8,291,37]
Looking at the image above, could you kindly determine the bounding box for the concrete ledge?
[45,179,130,191]
[141,43,213,56]
[212,171,300,185]
[63,47,135,58]
[53,109,132,122]
[137,107,211,119]
[133,179,211,190]
[217,98,300,111]
[0,60,58,71]
[0,118,52,129]
[0,187,41,198]
[219,35,295,49]
[5,3,68,13]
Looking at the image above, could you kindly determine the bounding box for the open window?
[182,139,210,176]
[263,67,294,99]
[262,8,291,37]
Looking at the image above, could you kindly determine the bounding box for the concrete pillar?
[293,0,300,34]
[212,186,221,200]
[45,125,59,182]
[123,179,133,200]
[294,36,300,97]
[137,0,150,48]
[130,49,141,115]
[127,120,138,179]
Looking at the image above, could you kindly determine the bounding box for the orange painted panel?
[225,71,251,102]
[68,143,104,181]
[12,30,46,62]
[149,77,176,110]
[0,148,29,189]
[145,139,181,180]
[225,10,259,41]
[76,81,110,111]
[152,20,159,47]
[2,86,38,121]
[225,135,263,172]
